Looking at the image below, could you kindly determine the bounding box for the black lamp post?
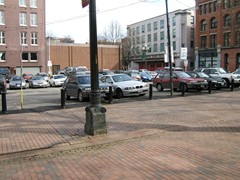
[84,0,107,136]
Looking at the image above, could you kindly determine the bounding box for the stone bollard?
[61,88,66,109]
[1,91,7,113]
[108,86,113,104]
[208,80,212,94]
[148,84,153,100]
[231,79,234,91]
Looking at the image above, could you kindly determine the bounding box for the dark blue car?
[140,72,152,82]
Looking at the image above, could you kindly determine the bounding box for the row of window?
[201,13,240,31]
[0,0,37,8]
[0,51,38,62]
[200,31,240,48]
[0,31,38,45]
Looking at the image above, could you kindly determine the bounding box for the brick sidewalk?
[0,90,240,179]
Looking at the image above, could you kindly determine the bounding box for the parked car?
[28,76,49,88]
[49,74,67,87]
[64,74,110,102]
[194,68,240,88]
[9,75,27,89]
[148,71,158,78]
[186,71,226,89]
[123,71,141,81]
[100,74,148,98]
[36,72,49,81]
[0,74,7,93]
[152,71,207,92]
[22,73,33,82]
[139,72,152,82]
[0,67,10,78]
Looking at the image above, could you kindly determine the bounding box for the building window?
[200,36,207,48]
[19,0,26,7]
[213,1,217,11]
[30,0,37,8]
[147,23,151,32]
[142,35,145,44]
[20,32,27,45]
[210,34,217,48]
[154,32,158,41]
[0,11,4,25]
[191,16,194,25]
[153,44,158,52]
[0,51,5,61]
[30,13,37,26]
[30,52,38,61]
[20,12,27,26]
[147,34,151,43]
[235,31,240,46]
[0,0,4,5]
[211,18,217,29]
[0,31,5,44]
[172,29,176,38]
[136,26,140,34]
[235,0,240,6]
[224,15,231,27]
[160,31,164,40]
[153,21,158,30]
[160,20,164,29]
[172,16,176,26]
[22,52,29,61]
[199,5,202,15]
[223,0,227,9]
[224,32,231,47]
[204,4,207,14]
[172,41,176,51]
[209,2,212,12]
[191,28,194,38]
[31,32,38,45]
[136,36,140,44]
[160,43,165,52]
[142,25,145,33]
[201,20,207,31]
[132,28,135,36]
[237,13,240,25]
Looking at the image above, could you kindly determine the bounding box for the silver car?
[28,76,49,88]
[49,74,66,87]
[9,75,27,89]
[100,74,148,98]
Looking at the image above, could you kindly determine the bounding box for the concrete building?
[0,0,46,75]
[195,0,240,72]
[127,7,195,71]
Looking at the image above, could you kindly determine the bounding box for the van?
[0,67,10,76]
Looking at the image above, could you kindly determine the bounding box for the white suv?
[194,68,240,88]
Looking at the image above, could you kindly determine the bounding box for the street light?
[142,44,150,69]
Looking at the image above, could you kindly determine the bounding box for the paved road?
[0,86,240,179]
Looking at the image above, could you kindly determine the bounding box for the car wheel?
[156,83,163,92]
[65,91,70,100]
[116,88,124,99]
[180,83,188,92]
[78,90,85,102]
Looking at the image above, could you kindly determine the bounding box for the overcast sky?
[46,0,195,43]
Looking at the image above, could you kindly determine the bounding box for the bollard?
[181,83,186,97]
[60,88,65,109]
[108,86,113,104]
[1,91,7,113]
[208,80,212,94]
[231,79,234,91]
[148,84,153,100]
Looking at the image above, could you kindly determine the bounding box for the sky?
[46,0,195,44]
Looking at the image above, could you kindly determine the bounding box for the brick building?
[195,0,240,72]
[49,42,122,75]
[0,0,46,75]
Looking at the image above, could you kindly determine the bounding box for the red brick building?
[0,0,46,75]
[195,0,240,72]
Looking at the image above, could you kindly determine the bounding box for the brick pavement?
[0,89,240,179]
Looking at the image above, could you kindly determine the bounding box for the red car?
[22,73,33,82]
[152,71,208,92]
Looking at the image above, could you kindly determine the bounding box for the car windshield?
[175,71,191,78]
[12,76,23,81]
[32,76,44,80]
[197,72,209,78]
[78,76,91,84]
[218,68,227,74]
[112,74,133,82]
[54,75,65,79]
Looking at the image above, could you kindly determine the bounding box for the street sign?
[180,47,187,60]
[47,60,52,67]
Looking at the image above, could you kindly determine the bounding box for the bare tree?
[60,35,75,43]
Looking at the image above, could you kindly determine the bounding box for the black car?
[0,74,7,93]
[64,74,110,102]
[186,71,226,89]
